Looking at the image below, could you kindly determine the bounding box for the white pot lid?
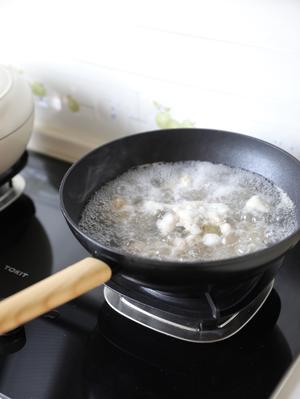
[0,65,34,140]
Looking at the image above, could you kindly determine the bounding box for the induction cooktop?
[0,152,299,399]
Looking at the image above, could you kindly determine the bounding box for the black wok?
[0,128,300,334]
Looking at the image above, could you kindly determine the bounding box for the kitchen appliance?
[0,152,299,399]
[1,129,300,344]
[0,65,34,175]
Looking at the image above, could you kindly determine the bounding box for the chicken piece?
[202,233,222,246]
[203,224,220,234]
[177,214,202,235]
[112,197,126,210]
[244,195,269,213]
[189,224,202,235]
[172,201,204,234]
[179,174,192,187]
[156,212,178,236]
[220,223,232,236]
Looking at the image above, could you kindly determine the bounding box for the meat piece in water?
[202,233,222,247]
[244,195,269,213]
[156,213,178,236]
[179,174,192,187]
[112,197,126,210]
[220,223,232,236]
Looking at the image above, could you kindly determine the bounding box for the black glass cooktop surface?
[0,152,300,399]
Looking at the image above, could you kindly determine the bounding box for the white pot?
[0,65,34,175]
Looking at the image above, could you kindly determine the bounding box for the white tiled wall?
[1,0,300,160]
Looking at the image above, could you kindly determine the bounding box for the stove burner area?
[104,280,274,342]
[0,152,28,212]
[89,289,290,399]
[0,176,26,212]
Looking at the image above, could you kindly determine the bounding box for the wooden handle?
[0,257,112,334]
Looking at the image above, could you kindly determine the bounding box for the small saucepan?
[0,128,300,335]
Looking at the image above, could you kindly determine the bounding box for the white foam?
[79,161,297,261]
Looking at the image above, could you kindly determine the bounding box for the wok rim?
[59,128,300,272]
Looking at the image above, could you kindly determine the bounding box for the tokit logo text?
[3,265,29,278]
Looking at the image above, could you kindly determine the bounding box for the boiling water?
[79,161,297,261]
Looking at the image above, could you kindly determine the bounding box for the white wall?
[1,0,300,160]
